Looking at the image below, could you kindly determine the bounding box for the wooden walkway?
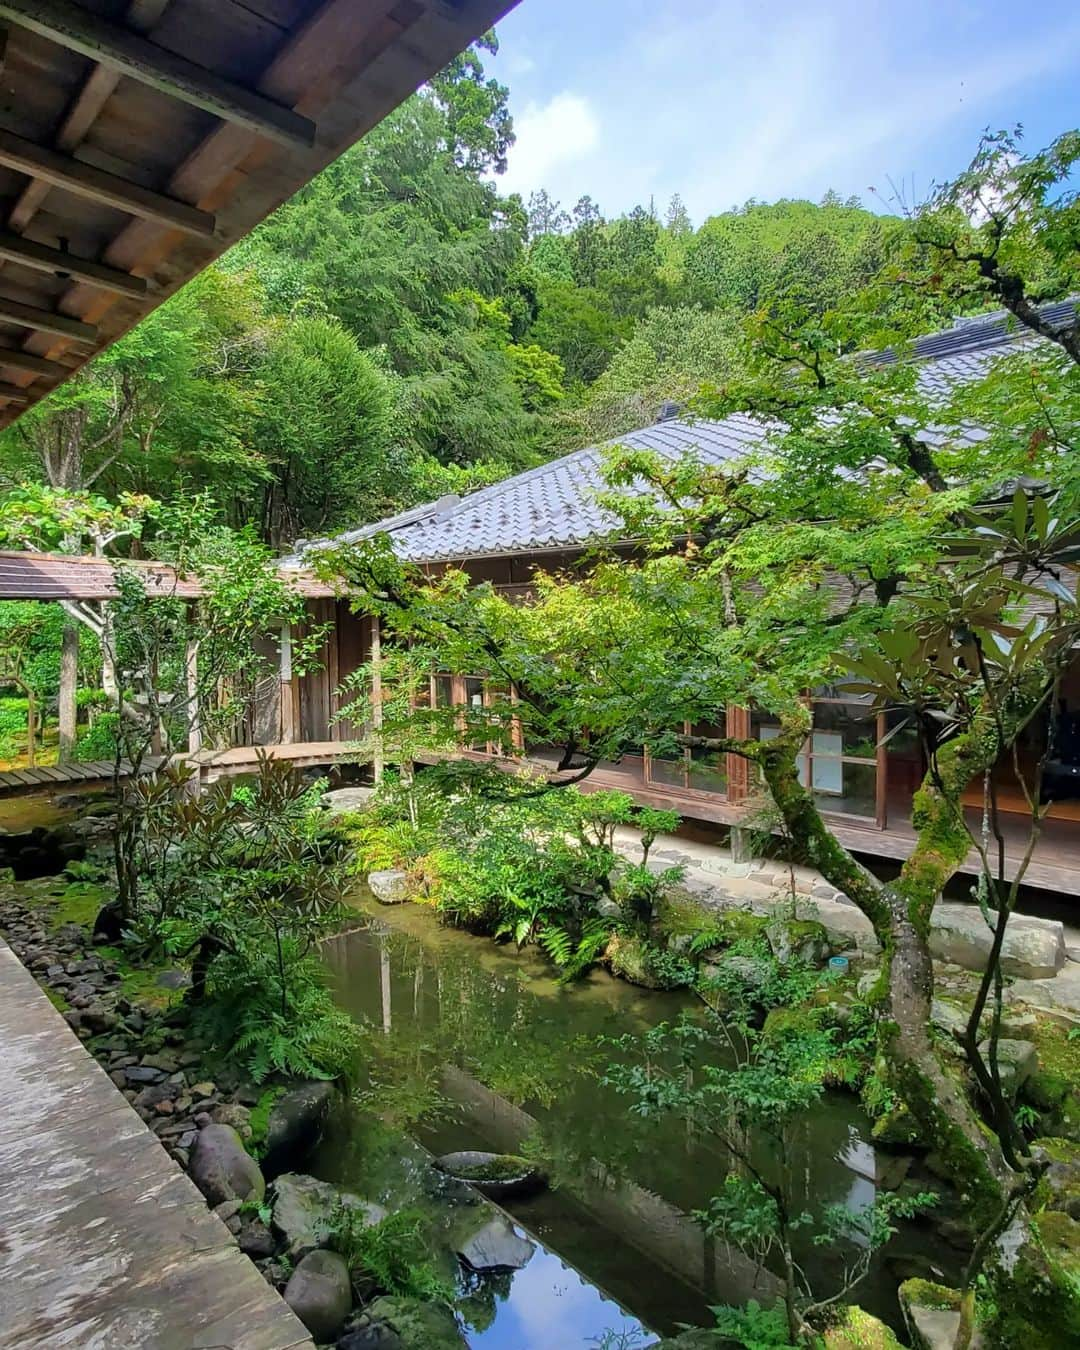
[0,936,314,1350]
[0,742,354,798]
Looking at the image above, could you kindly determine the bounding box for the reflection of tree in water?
[455,1265,514,1334]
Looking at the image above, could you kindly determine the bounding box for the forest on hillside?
[0,33,946,551]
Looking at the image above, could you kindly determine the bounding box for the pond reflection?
[317,899,959,1344]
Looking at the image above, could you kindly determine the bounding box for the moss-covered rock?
[820,1305,904,1348]
[871,1105,923,1147]
[765,916,831,966]
[364,1296,468,1349]
[1031,1137,1080,1219]
[606,932,664,988]
[898,1279,961,1350]
[980,1211,1080,1349]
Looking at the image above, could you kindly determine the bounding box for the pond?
[315,896,962,1348]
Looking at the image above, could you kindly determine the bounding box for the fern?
[560,919,612,983]
[538,922,574,967]
[688,924,727,956]
[193,946,362,1083]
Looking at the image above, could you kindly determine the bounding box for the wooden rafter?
[0,296,97,342]
[0,0,318,150]
[0,381,29,403]
[0,130,216,237]
[0,345,69,377]
[0,230,147,298]
[8,0,172,234]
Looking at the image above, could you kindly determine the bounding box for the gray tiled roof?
[284,302,1075,568]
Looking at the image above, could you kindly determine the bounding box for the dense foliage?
[0,35,952,553]
[350,768,683,983]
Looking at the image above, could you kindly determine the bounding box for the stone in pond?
[271,1171,386,1259]
[362,1297,468,1350]
[189,1123,265,1206]
[262,1080,337,1173]
[368,869,411,904]
[284,1249,352,1342]
[434,1150,546,1199]
[456,1213,535,1272]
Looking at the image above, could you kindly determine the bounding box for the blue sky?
[485,0,1080,223]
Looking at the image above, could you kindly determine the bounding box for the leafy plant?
[329,1206,455,1304]
[707,1299,800,1349]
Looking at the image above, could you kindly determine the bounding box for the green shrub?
[192,943,362,1083]
[329,1206,455,1303]
[348,772,685,981]
[76,712,121,760]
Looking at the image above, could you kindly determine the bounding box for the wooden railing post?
[370,615,383,783]
[279,622,296,744]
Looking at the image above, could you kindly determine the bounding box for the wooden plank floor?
[0,937,314,1350]
[0,743,355,798]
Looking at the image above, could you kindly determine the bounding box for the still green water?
[316,898,961,1347]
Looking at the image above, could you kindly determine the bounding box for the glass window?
[688,719,727,793]
[646,720,728,797]
[648,748,687,790]
[813,698,878,758]
[812,759,877,818]
[432,673,455,709]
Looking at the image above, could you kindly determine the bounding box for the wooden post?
[57,622,78,763]
[279,622,296,745]
[184,630,201,755]
[370,615,383,784]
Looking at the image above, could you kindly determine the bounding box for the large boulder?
[930,904,1065,979]
[368,870,411,904]
[898,1280,962,1350]
[270,1171,385,1259]
[978,1038,1038,1095]
[363,1297,468,1350]
[262,1080,337,1174]
[284,1249,352,1342]
[322,786,376,817]
[189,1123,265,1207]
[455,1213,535,1272]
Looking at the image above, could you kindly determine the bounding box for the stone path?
[0,937,313,1350]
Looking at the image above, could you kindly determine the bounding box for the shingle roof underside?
[287,302,1075,568]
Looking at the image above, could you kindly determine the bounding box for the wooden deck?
[0,742,355,798]
[572,767,1080,898]
[0,936,313,1350]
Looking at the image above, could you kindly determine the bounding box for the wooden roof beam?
[0,381,29,403]
[0,296,97,342]
[0,345,69,377]
[8,0,172,234]
[0,0,318,150]
[0,231,147,298]
[0,130,215,237]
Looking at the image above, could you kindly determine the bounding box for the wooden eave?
[0,0,519,427]
[0,549,334,600]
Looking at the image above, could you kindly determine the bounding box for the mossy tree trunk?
[686,712,1080,1341]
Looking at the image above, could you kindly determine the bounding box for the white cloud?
[498,91,601,199]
